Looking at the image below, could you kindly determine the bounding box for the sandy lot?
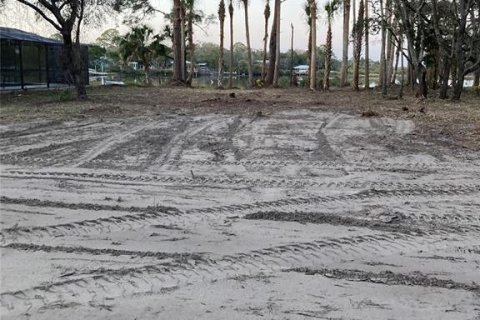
[0,98,479,319]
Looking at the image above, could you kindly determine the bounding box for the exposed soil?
[1,86,479,151]
[0,87,479,319]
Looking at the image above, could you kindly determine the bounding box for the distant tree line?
[8,0,480,100]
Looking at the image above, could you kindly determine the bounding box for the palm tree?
[241,0,254,88]
[185,0,196,86]
[323,0,341,90]
[118,25,168,84]
[309,0,317,90]
[340,0,351,86]
[352,0,364,90]
[379,0,387,96]
[218,0,226,88]
[265,0,281,87]
[364,0,369,89]
[385,0,394,85]
[304,2,312,79]
[228,0,234,89]
[262,1,271,82]
[273,0,281,86]
[173,0,185,83]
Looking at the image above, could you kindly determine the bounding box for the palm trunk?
[364,0,369,90]
[262,1,270,81]
[144,59,150,85]
[380,0,387,96]
[385,0,394,84]
[307,27,312,78]
[340,0,350,86]
[290,23,294,86]
[173,0,184,83]
[243,1,254,88]
[352,0,364,91]
[309,0,317,91]
[186,8,195,86]
[324,21,332,90]
[273,0,281,87]
[180,5,186,81]
[218,0,225,88]
[265,0,280,86]
[228,1,234,89]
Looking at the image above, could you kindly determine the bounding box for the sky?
[0,0,382,60]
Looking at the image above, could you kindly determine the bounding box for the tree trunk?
[324,21,332,90]
[352,0,356,38]
[181,5,186,81]
[62,32,87,99]
[364,0,369,89]
[173,0,184,83]
[429,49,440,89]
[218,0,225,88]
[307,25,312,80]
[418,64,428,98]
[265,0,280,87]
[397,0,427,98]
[385,0,394,84]
[452,70,465,100]
[474,69,480,88]
[228,1,234,89]
[406,61,412,87]
[439,54,450,99]
[399,45,404,98]
[262,1,270,82]
[273,0,281,87]
[309,0,317,90]
[392,39,400,85]
[474,69,480,96]
[186,8,195,86]
[290,23,294,87]
[144,59,151,85]
[451,0,468,101]
[243,1,254,88]
[340,0,351,86]
[380,0,387,96]
[352,0,364,91]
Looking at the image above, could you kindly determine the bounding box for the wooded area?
[4,0,480,100]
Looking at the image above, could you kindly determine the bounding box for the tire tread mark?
[2,232,476,314]
[1,185,479,244]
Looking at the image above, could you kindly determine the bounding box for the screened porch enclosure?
[0,27,87,89]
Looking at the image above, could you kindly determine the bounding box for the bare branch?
[15,0,62,30]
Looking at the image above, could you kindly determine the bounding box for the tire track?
[148,117,226,169]
[1,232,476,315]
[67,158,480,173]
[285,267,480,292]
[72,121,160,168]
[0,121,101,140]
[1,243,203,261]
[0,208,182,245]
[244,211,480,235]
[0,196,180,214]
[1,185,478,244]
[2,169,479,189]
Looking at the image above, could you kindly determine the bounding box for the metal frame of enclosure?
[0,27,88,89]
